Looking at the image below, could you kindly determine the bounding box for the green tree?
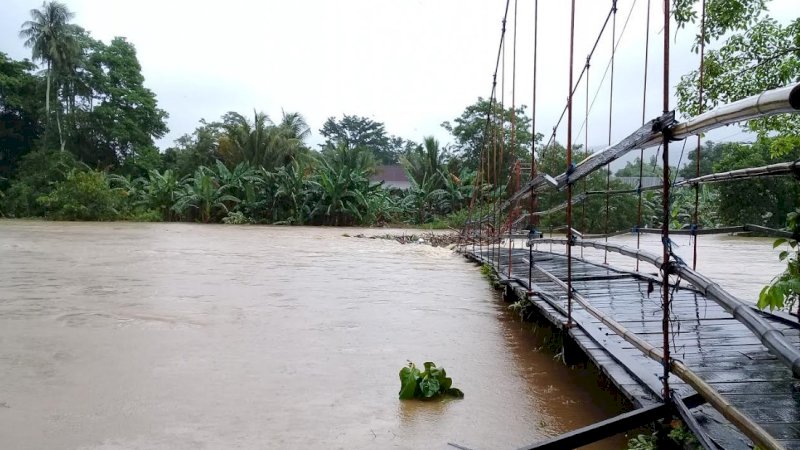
[37,168,122,220]
[319,114,407,164]
[0,52,43,181]
[400,136,447,189]
[675,2,800,141]
[614,156,667,178]
[713,139,800,227]
[308,143,376,225]
[164,120,224,176]
[677,140,725,178]
[2,148,80,217]
[442,98,536,176]
[75,37,168,167]
[19,0,79,150]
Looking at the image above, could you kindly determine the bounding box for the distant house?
[370,165,411,190]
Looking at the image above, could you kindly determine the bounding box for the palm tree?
[19,1,79,143]
[309,144,376,225]
[218,110,274,168]
[400,136,446,189]
[218,110,312,171]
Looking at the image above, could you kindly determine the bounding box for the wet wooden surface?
[468,246,800,450]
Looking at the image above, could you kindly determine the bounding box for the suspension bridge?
[455,0,800,448]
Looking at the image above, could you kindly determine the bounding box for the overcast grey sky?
[1,0,797,161]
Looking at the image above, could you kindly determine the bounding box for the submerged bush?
[398,361,464,400]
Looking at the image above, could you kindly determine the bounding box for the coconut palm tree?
[400,136,447,190]
[19,1,79,149]
[309,144,376,225]
[218,110,312,171]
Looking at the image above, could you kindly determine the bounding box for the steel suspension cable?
[566,0,576,327]
[461,0,511,256]
[528,0,539,293]
[540,4,616,163]
[636,0,651,272]
[496,32,506,268]
[567,0,638,152]
[605,0,618,265]
[582,57,589,259]
[508,0,519,278]
[660,0,672,404]
[692,0,707,271]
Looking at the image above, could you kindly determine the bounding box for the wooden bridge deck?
[466,246,800,450]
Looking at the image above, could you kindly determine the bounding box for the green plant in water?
[480,263,494,278]
[398,361,464,400]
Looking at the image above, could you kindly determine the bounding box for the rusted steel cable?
[605,0,618,265]
[636,0,651,272]
[692,0,707,271]
[566,0,576,327]
[660,0,672,404]
[528,0,539,292]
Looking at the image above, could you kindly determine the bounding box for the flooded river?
[0,221,785,449]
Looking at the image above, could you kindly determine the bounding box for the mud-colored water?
[533,232,785,301]
[0,221,782,449]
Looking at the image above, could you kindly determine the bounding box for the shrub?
[37,169,123,221]
[2,149,80,217]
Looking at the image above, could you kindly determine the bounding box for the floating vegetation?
[398,361,464,400]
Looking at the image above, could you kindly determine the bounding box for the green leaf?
[398,364,420,400]
[420,377,440,398]
[774,238,788,248]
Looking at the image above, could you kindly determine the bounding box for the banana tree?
[173,167,239,222]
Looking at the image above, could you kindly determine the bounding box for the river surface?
[0,221,785,449]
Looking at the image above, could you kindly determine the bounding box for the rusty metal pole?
[528,0,539,293]
[661,0,672,403]
[692,0,707,271]
[566,0,576,327]
[636,0,651,272]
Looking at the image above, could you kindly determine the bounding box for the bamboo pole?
[536,238,800,380]
[532,266,785,450]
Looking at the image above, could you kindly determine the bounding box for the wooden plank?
[515,402,672,450]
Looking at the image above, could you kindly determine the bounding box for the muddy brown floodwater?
[0,221,783,449]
